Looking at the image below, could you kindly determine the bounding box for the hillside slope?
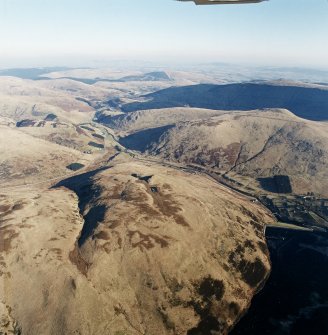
[0,125,84,187]
[120,109,328,197]
[0,160,274,335]
[121,82,328,121]
[99,107,227,135]
[0,77,94,124]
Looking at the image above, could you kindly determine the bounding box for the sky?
[0,0,327,69]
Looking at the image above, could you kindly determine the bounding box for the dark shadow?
[44,113,57,121]
[88,141,104,149]
[16,119,36,127]
[66,163,85,171]
[131,174,153,183]
[231,230,328,335]
[79,204,106,246]
[119,125,174,152]
[53,166,110,246]
[187,316,221,335]
[258,175,292,194]
[121,83,328,121]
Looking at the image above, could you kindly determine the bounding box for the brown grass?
[0,204,11,213]
[94,230,110,240]
[69,245,90,276]
[128,230,170,250]
[0,227,19,252]
[146,186,189,227]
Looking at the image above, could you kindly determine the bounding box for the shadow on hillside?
[119,125,174,152]
[121,83,328,121]
[53,167,110,245]
[258,175,292,194]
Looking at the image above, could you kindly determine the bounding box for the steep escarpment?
[1,160,274,335]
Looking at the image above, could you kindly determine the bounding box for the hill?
[98,107,227,134]
[0,67,72,80]
[0,77,95,124]
[119,109,328,197]
[1,71,327,334]
[0,158,274,335]
[0,125,84,187]
[121,82,328,121]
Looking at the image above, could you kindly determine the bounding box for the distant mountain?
[0,67,74,80]
[117,71,171,82]
[0,76,96,124]
[37,71,171,85]
[121,82,328,121]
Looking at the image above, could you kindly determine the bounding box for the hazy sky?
[0,0,327,68]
